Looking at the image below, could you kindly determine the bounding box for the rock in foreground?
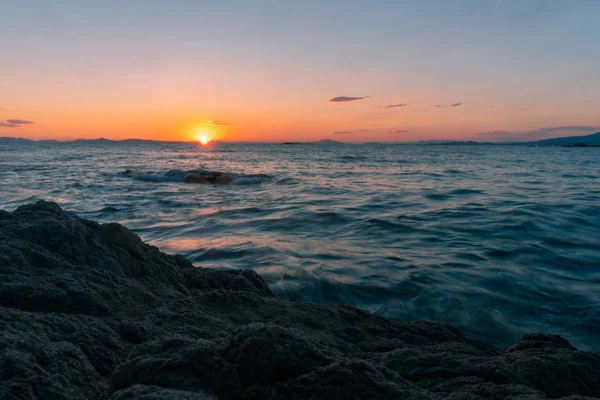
[0,201,598,399]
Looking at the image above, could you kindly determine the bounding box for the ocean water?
[1,141,599,349]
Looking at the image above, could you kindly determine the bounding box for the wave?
[424,188,485,200]
[120,169,271,185]
[443,168,466,174]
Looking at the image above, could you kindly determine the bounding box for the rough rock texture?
[0,201,598,399]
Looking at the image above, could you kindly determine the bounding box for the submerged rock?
[0,201,598,399]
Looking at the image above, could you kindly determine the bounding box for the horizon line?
[1,131,599,145]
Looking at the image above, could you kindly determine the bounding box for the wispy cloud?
[6,119,33,125]
[200,120,234,126]
[328,96,369,103]
[477,126,599,142]
[378,103,407,109]
[390,130,410,134]
[333,131,354,135]
[431,103,462,108]
[377,103,408,108]
[0,118,33,128]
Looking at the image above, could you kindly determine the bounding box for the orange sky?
[3,96,598,143]
[1,2,599,143]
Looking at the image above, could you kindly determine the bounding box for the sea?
[1,140,599,350]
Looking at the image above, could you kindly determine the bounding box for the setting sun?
[186,123,219,144]
[197,134,210,145]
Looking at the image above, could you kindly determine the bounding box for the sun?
[186,123,219,144]
[197,134,210,145]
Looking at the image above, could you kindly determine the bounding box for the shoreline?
[1,200,598,399]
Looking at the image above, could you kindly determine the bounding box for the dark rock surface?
[1,201,598,399]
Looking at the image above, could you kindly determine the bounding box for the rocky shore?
[1,201,598,399]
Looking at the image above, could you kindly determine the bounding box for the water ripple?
[1,141,599,350]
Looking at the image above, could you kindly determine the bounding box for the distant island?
[422,140,495,146]
[282,139,346,145]
[562,143,600,147]
[530,132,600,146]
[315,139,345,145]
[0,137,35,144]
[417,132,600,146]
[365,131,600,146]
[0,137,187,145]
[73,138,177,144]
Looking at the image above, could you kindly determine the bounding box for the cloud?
[390,130,410,134]
[6,119,33,125]
[378,103,407,109]
[333,131,354,135]
[200,120,234,126]
[328,96,369,103]
[477,126,599,142]
[0,119,33,128]
[431,103,462,108]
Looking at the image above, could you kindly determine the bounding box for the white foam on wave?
[232,175,269,185]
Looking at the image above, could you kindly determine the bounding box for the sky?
[1,0,599,143]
